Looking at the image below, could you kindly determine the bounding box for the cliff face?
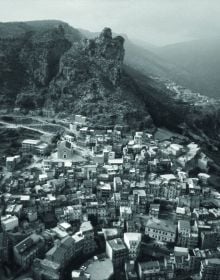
[0,21,79,108]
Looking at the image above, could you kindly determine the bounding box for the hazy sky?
[0,0,220,46]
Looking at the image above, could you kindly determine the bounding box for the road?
[0,120,54,136]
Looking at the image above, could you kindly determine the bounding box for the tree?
[16,93,36,110]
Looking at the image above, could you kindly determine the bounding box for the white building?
[174,247,190,271]
[145,218,176,243]
[22,139,40,154]
[120,206,132,220]
[1,215,19,231]
[106,238,128,269]
[124,232,141,260]
[63,205,82,221]
[75,114,87,125]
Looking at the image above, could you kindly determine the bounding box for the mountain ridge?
[154,37,220,99]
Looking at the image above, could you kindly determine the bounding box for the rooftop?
[108,158,123,165]
[178,220,190,231]
[107,238,127,251]
[22,139,40,145]
[146,218,176,233]
[40,258,60,270]
[72,232,84,243]
[124,232,141,242]
[15,234,42,256]
[102,228,119,239]
[174,247,189,256]
[204,258,220,266]
[139,261,160,271]
[80,221,93,233]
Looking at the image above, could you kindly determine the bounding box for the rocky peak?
[91,27,125,85]
[99,27,112,42]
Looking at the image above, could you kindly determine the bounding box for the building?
[177,220,190,247]
[113,176,123,192]
[0,232,9,263]
[63,205,82,222]
[138,261,165,280]
[22,139,40,154]
[164,255,176,279]
[102,228,121,241]
[201,231,217,250]
[174,247,190,271]
[35,142,49,156]
[80,221,96,255]
[99,183,112,199]
[124,232,141,260]
[149,204,160,218]
[200,258,220,280]
[6,156,16,171]
[71,270,90,280]
[13,234,45,269]
[176,207,189,220]
[190,248,211,272]
[1,215,18,232]
[106,238,128,270]
[33,258,61,280]
[64,134,75,143]
[57,140,76,160]
[133,189,147,214]
[6,155,21,171]
[46,236,75,269]
[125,260,138,280]
[120,206,132,221]
[145,218,176,243]
[72,232,84,256]
[75,114,87,125]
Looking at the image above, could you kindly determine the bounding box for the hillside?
[155,37,220,99]
[126,65,220,149]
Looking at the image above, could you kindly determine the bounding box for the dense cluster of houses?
[1,115,220,280]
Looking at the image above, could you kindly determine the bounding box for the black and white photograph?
[0,0,220,279]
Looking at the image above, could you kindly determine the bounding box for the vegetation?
[0,127,41,165]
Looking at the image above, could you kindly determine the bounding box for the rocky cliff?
[0,22,153,129]
[0,21,78,107]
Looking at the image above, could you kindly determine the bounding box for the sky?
[0,0,220,46]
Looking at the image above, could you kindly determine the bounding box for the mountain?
[1,20,220,150]
[155,38,220,99]
[0,21,153,129]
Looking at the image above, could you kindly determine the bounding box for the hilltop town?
[0,113,220,280]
